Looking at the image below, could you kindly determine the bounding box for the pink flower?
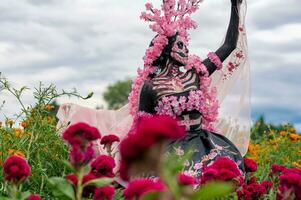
[100,134,120,147]
[3,156,31,183]
[93,186,115,200]
[90,155,116,178]
[145,3,153,10]
[244,158,258,173]
[123,179,165,200]
[177,173,197,186]
[28,194,41,200]
[63,122,101,147]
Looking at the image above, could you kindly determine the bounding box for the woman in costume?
[57,0,251,177]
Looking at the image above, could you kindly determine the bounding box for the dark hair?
[149,33,178,68]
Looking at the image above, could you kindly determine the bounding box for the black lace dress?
[138,79,245,177]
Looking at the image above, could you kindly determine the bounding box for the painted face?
[170,36,189,65]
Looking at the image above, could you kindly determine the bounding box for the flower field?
[0,78,301,200]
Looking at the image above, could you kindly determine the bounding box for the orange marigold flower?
[21,121,29,128]
[289,134,301,141]
[14,128,23,138]
[8,149,25,158]
[292,162,301,169]
[248,143,260,154]
[280,131,287,136]
[45,104,55,111]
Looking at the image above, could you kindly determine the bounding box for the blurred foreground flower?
[123,178,166,200]
[93,186,115,200]
[119,115,185,180]
[28,194,42,200]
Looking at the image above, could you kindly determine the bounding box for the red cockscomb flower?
[277,172,301,200]
[200,168,218,184]
[244,158,257,173]
[282,167,301,176]
[65,173,78,185]
[123,178,165,200]
[90,155,116,178]
[237,183,267,200]
[100,135,120,147]
[70,143,95,169]
[93,185,115,200]
[119,115,185,180]
[200,157,243,186]
[261,180,273,191]
[28,194,41,200]
[207,157,242,177]
[3,156,31,183]
[63,122,101,147]
[136,115,185,142]
[270,164,286,175]
[177,173,197,186]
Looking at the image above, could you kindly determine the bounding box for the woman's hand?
[231,0,243,6]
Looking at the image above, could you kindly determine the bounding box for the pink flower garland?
[208,52,223,70]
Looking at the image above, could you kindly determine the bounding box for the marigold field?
[0,79,300,200]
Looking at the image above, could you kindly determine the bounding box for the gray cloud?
[0,0,301,130]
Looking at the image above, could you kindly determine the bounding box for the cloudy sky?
[0,0,300,130]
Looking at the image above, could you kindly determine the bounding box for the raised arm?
[203,0,242,76]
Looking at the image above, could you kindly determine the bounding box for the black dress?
[138,79,245,177]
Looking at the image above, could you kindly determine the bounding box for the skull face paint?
[171,36,189,66]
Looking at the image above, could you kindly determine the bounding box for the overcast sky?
[0,0,300,130]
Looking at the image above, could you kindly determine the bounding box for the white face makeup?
[170,36,189,65]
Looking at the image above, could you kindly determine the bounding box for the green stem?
[76,168,84,200]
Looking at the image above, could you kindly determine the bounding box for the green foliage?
[103,79,132,109]
[0,75,92,199]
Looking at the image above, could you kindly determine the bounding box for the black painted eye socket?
[177,41,184,49]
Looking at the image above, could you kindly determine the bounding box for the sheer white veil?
[56,0,250,156]
[211,0,251,156]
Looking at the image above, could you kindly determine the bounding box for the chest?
[151,70,199,100]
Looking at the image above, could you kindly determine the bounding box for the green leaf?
[141,191,162,200]
[0,197,10,200]
[83,178,113,188]
[20,191,31,200]
[47,177,75,200]
[62,160,75,172]
[191,181,234,200]
[81,165,91,175]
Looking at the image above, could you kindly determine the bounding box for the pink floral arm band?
[207,52,223,70]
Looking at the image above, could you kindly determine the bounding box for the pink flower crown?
[141,0,204,68]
